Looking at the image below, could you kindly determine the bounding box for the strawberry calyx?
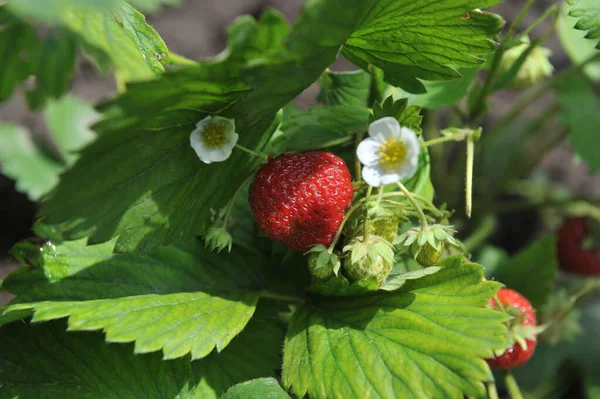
[307,245,341,280]
[488,291,537,358]
[343,235,395,285]
[395,224,460,266]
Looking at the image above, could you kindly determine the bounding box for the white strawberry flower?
[190,116,238,164]
[356,117,420,187]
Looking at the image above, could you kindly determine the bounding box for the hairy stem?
[487,381,500,399]
[465,136,475,218]
[396,182,428,229]
[235,144,268,161]
[363,186,373,239]
[520,4,558,38]
[504,372,524,399]
[506,0,537,39]
[169,52,197,66]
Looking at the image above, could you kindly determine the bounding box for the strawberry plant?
[0,0,599,398]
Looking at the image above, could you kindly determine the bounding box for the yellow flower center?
[378,136,407,170]
[201,121,229,149]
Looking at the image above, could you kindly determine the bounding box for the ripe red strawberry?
[487,288,537,370]
[557,217,600,276]
[248,152,353,252]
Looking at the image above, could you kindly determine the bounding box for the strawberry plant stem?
[487,381,500,399]
[396,182,428,229]
[222,172,256,228]
[421,133,464,148]
[465,136,474,218]
[329,201,363,250]
[235,144,268,161]
[519,4,558,39]
[363,186,373,239]
[506,0,536,39]
[504,372,524,399]
[169,52,197,66]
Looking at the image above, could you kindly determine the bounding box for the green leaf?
[38,2,375,253]
[0,8,64,105]
[6,0,181,22]
[44,95,99,166]
[343,3,504,93]
[555,71,600,173]
[558,2,600,81]
[566,0,600,49]
[370,96,423,133]
[0,313,282,399]
[193,306,285,398]
[222,378,291,399]
[380,266,441,291]
[490,235,558,309]
[280,105,370,151]
[389,68,479,109]
[1,238,267,360]
[61,3,169,81]
[0,124,63,201]
[25,30,77,110]
[283,258,508,399]
[317,70,372,107]
[0,95,97,200]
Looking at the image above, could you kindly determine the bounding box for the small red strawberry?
[248,152,353,252]
[557,217,600,276]
[487,288,538,370]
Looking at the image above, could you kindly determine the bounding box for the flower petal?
[195,115,212,128]
[356,138,381,167]
[368,117,400,141]
[190,128,213,164]
[362,164,402,187]
[209,147,231,162]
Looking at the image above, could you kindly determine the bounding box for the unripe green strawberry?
[416,242,445,267]
[343,236,394,285]
[499,36,553,89]
[368,217,400,243]
[344,256,392,284]
[308,252,335,279]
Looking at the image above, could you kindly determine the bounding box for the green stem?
[463,215,497,252]
[420,132,467,148]
[259,290,305,304]
[465,136,475,218]
[376,187,384,205]
[487,381,500,399]
[169,52,197,66]
[470,48,504,120]
[396,182,428,229]
[314,136,354,149]
[538,280,600,334]
[235,144,268,161]
[520,4,558,38]
[504,372,524,399]
[222,172,256,227]
[363,186,373,240]
[506,0,537,39]
[328,201,363,250]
